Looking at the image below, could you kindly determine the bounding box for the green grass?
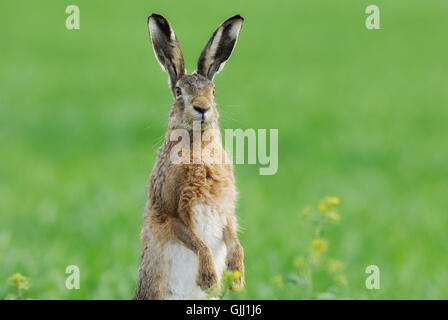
[1,0,448,299]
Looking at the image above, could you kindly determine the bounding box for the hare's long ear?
[197,15,244,80]
[148,14,185,93]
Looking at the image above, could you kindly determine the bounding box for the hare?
[133,13,245,300]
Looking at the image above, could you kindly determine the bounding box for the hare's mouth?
[192,111,208,125]
[200,115,213,127]
[192,107,209,124]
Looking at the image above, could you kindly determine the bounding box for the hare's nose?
[193,106,209,114]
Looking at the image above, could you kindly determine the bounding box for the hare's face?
[148,13,243,130]
[169,74,218,131]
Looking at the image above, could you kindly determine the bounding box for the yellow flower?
[328,197,340,206]
[309,238,328,252]
[327,259,345,274]
[334,275,347,286]
[319,196,340,212]
[309,238,328,261]
[233,270,241,280]
[7,273,29,291]
[325,211,341,223]
[272,275,284,288]
[319,203,328,212]
[294,256,306,269]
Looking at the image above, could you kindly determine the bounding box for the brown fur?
[134,14,244,300]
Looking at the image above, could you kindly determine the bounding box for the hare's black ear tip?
[223,14,244,25]
[232,14,244,22]
[148,13,165,23]
[147,14,155,24]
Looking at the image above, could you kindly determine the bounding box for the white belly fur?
[166,204,227,299]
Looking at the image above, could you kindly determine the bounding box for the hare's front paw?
[196,266,218,290]
[196,255,218,290]
[226,245,245,289]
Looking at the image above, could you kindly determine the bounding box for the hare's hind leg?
[134,227,169,300]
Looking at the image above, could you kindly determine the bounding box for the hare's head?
[148,13,244,131]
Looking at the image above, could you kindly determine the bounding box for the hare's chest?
[192,204,227,252]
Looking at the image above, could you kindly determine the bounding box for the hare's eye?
[212,87,216,95]
[175,87,182,97]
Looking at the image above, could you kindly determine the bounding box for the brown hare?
[134,13,245,300]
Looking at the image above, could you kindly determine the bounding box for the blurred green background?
[1,0,447,299]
